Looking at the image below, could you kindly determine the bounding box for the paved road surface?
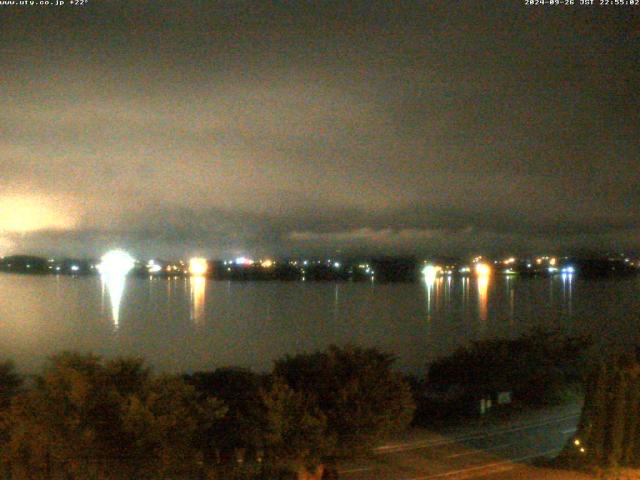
[338,404,591,479]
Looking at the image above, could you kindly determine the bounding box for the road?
[338,404,593,480]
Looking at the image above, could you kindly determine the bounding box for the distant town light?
[189,257,208,276]
[97,250,135,276]
[422,265,441,282]
[147,261,162,274]
[333,262,341,269]
[235,256,253,266]
[261,259,274,268]
[70,265,80,272]
[475,263,491,276]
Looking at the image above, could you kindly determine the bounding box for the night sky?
[1,1,638,259]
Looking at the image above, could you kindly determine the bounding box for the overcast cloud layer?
[0,1,638,258]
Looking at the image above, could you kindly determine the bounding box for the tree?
[568,356,640,470]
[121,374,226,478]
[186,368,268,463]
[261,379,330,480]
[0,352,225,479]
[427,329,592,405]
[274,345,415,458]
[0,360,22,410]
[607,368,627,465]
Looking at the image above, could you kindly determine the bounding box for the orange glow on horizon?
[0,195,76,233]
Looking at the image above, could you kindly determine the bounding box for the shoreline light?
[422,264,442,283]
[189,257,209,276]
[475,263,491,276]
[147,260,162,274]
[235,256,253,266]
[97,250,135,276]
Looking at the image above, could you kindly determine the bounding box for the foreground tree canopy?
[0,346,415,479]
[565,355,640,469]
[427,328,592,405]
[274,345,416,457]
[0,353,226,479]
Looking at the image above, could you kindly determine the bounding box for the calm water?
[0,273,639,374]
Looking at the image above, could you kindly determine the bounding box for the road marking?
[446,443,512,458]
[562,427,577,434]
[376,413,579,454]
[400,447,562,480]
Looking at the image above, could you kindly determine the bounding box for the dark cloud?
[0,1,638,258]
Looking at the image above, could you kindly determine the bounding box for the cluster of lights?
[147,260,162,274]
[235,256,253,266]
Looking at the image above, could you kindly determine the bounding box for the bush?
[186,368,269,463]
[0,352,225,479]
[566,355,640,469]
[427,329,592,406]
[274,345,415,458]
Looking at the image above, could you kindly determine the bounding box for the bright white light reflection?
[102,274,127,327]
[98,250,135,327]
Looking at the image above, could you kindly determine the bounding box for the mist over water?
[0,273,638,375]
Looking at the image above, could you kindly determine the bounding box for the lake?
[0,272,638,374]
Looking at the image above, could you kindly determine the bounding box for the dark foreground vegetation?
[0,330,593,479]
[411,329,592,424]
[557,353,640,476]
[0,347,414,480]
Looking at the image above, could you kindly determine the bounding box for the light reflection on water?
[101,273,127,329]
[0,273,637,375]
[189,276,206,324]
[477,273,490,322]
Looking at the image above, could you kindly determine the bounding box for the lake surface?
[0,272,639,375]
